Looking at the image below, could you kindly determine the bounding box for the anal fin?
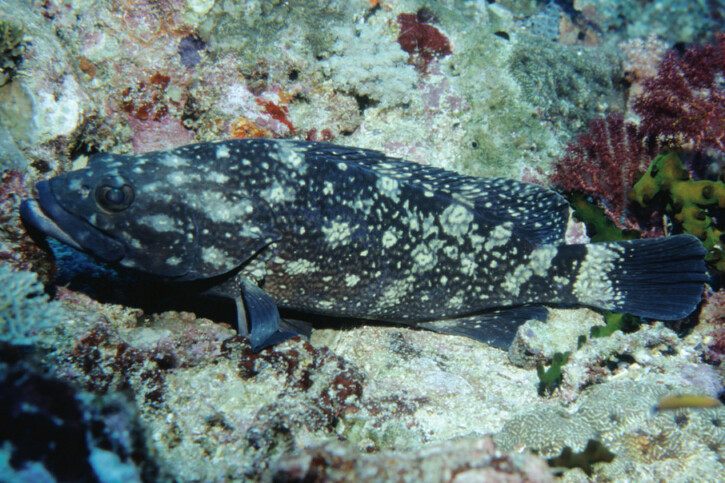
[417,306,548,349]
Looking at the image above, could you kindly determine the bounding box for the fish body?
[20,139,708,350]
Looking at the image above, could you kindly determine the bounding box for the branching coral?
[633,33,725,152]
[0,264,65,344]
[549,114,655,231]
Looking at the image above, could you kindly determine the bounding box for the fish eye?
[94,176,135,212]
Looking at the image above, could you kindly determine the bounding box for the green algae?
[590,312,641,339]
[569,193,640,243]
[547,439,616,476]
[536,351,569,396]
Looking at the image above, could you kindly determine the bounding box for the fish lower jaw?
[20,198,85,252]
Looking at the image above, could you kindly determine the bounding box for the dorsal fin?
[290,141,570,245]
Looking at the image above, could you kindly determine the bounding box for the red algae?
[255,98,295,134]
[397,12,452,72]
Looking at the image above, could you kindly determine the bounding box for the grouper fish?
[20,139,708,351]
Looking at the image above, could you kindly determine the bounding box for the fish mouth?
[20,180,126,262]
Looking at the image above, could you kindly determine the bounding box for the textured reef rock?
[272,437,554,483]
[496,380,725,481]
[0,344,161,482]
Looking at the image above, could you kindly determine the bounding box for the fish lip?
[20,180,126,263]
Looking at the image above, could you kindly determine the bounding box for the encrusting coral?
[630,151,725,271]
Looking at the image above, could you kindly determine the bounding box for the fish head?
[21,148,282,282]
[20,152,202,278]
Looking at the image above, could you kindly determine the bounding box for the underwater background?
[1,0,725,481]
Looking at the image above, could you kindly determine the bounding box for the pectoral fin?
[240,280,296,352]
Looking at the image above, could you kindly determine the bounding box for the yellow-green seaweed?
[630,151,725,271]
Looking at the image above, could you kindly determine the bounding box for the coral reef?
[536,351,570,396]
[322,16,418,108]
[2,0,725,480]
[547,439,616,476]
[700,288,725,366]
[590,312,641,339]
[197,0,356,62]
[0,170,55,275]
[569,0,723,44]
[618,33,669,87]
[567,193,641,242]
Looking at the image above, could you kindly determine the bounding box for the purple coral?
[549,114,654,229]
[633,33,725,152]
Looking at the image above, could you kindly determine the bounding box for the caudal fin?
[568,235,707,320]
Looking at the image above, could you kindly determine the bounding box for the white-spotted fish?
[20,139,708,351]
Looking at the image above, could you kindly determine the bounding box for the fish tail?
[561,234,708,320]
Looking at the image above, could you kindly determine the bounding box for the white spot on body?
[322,220,353,247]
[443,245,458,259]
[421,214,439,239]
[501,245,558,297]
[323,181,334,196]
[411,244,437,272]
[216,145,230,158]
[202,246,236,268]
[286,259,318,275]
[382,229,398,248]
[528,245,558,276]
[440,204,474,237]
[140,214,182,233]
[199,191,255,223]
[159,154,189,168]
[208,172,230,183]
[168,172,186,186]
[344,274,360,287]
[459,252,478,277]
[484,223,513,251]
[573,245,619,309]
[260,181,295,204]
[68,178,83,192]
[376,176,401,202]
